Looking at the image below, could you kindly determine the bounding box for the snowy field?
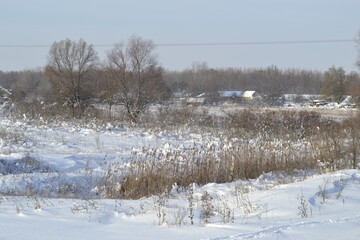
[0,107,360,239]
[1,170,359,240]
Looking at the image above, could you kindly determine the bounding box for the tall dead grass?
[100,109,360,199]
[101,140,317,199]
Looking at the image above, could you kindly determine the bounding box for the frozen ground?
[1,170,359,240]
[0,112,359,239]
[199,104,358,121]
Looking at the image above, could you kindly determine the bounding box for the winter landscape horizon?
[2,1,360,239]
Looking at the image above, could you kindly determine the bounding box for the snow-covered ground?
[1,170,359,239]
[0,112,359,239]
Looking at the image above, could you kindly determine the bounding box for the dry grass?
[100,140,317,199]
[4,104,360,199]
[98,109,360,199]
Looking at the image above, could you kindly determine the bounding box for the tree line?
[165,63,324,95]
[0,36,360,121]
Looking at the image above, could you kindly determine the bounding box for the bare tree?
[321,66,347,103]
[346,72,360,100]
[105,36,168,123]
[45,38,98,117]
[357,31,360,70]
[163,66,323,96]
[96,69,120,119]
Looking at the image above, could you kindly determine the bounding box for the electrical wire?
[0,39,356,48]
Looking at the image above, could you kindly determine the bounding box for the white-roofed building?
[242,91,262,100]
[218,91,243,98]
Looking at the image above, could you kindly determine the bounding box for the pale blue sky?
[1,0,359,72]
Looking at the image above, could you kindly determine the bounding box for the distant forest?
[0,64,359,103]
[165,63,325,95]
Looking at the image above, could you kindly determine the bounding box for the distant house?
[0,85,12,105]
[171,92,192,105]
[173,92,192,98]
[283,94,323,103]
[218,90,261,102]
[0,85,12,97]
[218,91,243,98]
[242,91,262,100]
[185,97,206,106]
[309,99,327,107]
[339,96,356,108]
[182,93,207,106]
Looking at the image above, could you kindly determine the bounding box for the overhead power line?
[155,39,356,47]
[0,39,356,48]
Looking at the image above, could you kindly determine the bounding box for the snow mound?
[0,156,56,175]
